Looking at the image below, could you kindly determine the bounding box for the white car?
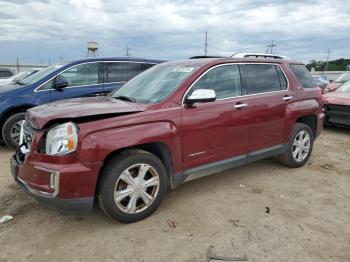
[0,70,39,86]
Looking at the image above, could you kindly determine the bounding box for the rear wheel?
[2,112,26,150]
[279,123,314,168]
[98,150,167,223]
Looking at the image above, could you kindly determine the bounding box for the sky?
[0,0,349,65]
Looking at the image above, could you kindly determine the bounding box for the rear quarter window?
[289,64,317,89]
[246,64,284,94]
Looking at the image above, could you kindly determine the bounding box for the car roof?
[161,57,303,68]
[64,56,166,64]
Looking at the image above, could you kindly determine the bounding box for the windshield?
[111,63,200,104]
[337,81,350,92]
[13,71,36,82]
[20,64,65,85]
[335,72,350,83]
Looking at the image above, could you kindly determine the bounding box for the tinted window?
[189,64,241,99]
[106,62,154,83]
[290,64,316,89]
[276,66,287,89]
[246,64,281,94]
[0,70,13,77]
[58,63,99,87]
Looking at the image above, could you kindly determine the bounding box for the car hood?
[323,92,350,106]
[325,82,342,92]
[0,83,26,92]
[28,96,148,129]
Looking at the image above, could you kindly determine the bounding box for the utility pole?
[124,45,131,57]
[16,58,19,73]
[325,48,331,73]
[204,31,208,56]
[266,40,276,54]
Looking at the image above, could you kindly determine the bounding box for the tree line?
[306,58,350,71]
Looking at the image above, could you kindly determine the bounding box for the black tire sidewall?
[99,152,168,223]
[2,112,26,150]
[287,123,314,167]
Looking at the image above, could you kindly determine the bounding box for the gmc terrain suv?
[11,55,324,223]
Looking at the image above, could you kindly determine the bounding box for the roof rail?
[232,53,291,60]
[189,56,225,59]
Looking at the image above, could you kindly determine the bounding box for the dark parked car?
[0,57,164,149]
[0,68,14,78]
[323,80,350,127]
[11,56,324,222]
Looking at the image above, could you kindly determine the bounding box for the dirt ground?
[0,127,349,262]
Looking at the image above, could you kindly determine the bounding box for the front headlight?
[46,122,78,155]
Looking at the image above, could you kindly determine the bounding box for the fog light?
[49,171,60,190]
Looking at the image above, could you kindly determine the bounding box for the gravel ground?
[0,127,349,262]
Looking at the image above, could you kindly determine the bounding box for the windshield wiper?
[113,95,136,103]
[14,80,25,85]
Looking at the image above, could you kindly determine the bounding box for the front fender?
[77,121,182,173]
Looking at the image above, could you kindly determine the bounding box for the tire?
[98,150,168,223]
[2,112,26,150]
[279,123,314,168]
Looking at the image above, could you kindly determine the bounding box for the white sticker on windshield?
[172,66,196,73]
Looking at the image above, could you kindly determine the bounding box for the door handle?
[283,96,293,101]
[234,103,248,109]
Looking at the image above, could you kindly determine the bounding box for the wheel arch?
[295,114,317,138]
[95,142,175,196]
[0,105,35,137]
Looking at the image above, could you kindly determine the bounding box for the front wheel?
[2,112,26,150]
[98,150,168,223]
[279,123,314,168]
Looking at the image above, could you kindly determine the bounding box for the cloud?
[0,0,349,63]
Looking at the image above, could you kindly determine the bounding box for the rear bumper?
[10,152,102,215]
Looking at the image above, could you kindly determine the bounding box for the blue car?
[0,57,164,149]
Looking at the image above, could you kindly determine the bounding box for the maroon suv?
[11,56,324,222]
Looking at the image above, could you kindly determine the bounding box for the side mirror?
[185,89,216,104]
[54,77,68,90]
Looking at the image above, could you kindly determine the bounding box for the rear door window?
[106,62,154,83]
[246,64,283,94]
[289,64,316,89]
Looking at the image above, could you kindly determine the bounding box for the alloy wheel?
[292,130,310,162]
[114,163,160,214]
[10,120,24,146]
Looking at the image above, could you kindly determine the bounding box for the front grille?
[21,120,35,151]
[326,104,350,126]
[327,104,350,112]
